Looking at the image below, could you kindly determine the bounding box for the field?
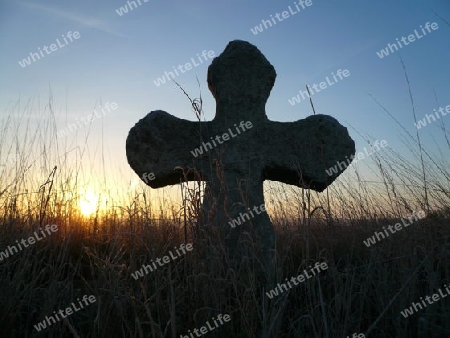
[0,96,449,338]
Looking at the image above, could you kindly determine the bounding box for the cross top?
[207,40,275,122]
[126,40,355,267]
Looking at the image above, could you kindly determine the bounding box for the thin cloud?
[19,2,126,37]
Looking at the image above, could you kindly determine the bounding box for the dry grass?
[0,89,449,337]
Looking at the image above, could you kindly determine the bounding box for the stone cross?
[126,40,355,274]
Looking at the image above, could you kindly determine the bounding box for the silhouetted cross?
[127,40,355,270]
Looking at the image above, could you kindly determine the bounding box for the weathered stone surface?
[126,40,355,274]
[126,111,351,190]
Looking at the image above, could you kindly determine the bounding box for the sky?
[0,0,449,211]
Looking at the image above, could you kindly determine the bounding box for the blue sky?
[0,0,449,199]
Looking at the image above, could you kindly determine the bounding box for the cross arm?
[261,114,355,192]
[126,110,213,188]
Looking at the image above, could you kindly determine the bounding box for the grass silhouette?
[0,84,449,337]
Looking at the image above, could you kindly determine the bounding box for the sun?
[79,189,97,216]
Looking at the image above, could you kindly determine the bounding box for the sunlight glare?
[79,189,97,216]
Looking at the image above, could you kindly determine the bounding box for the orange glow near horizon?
[78,188,98,217]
